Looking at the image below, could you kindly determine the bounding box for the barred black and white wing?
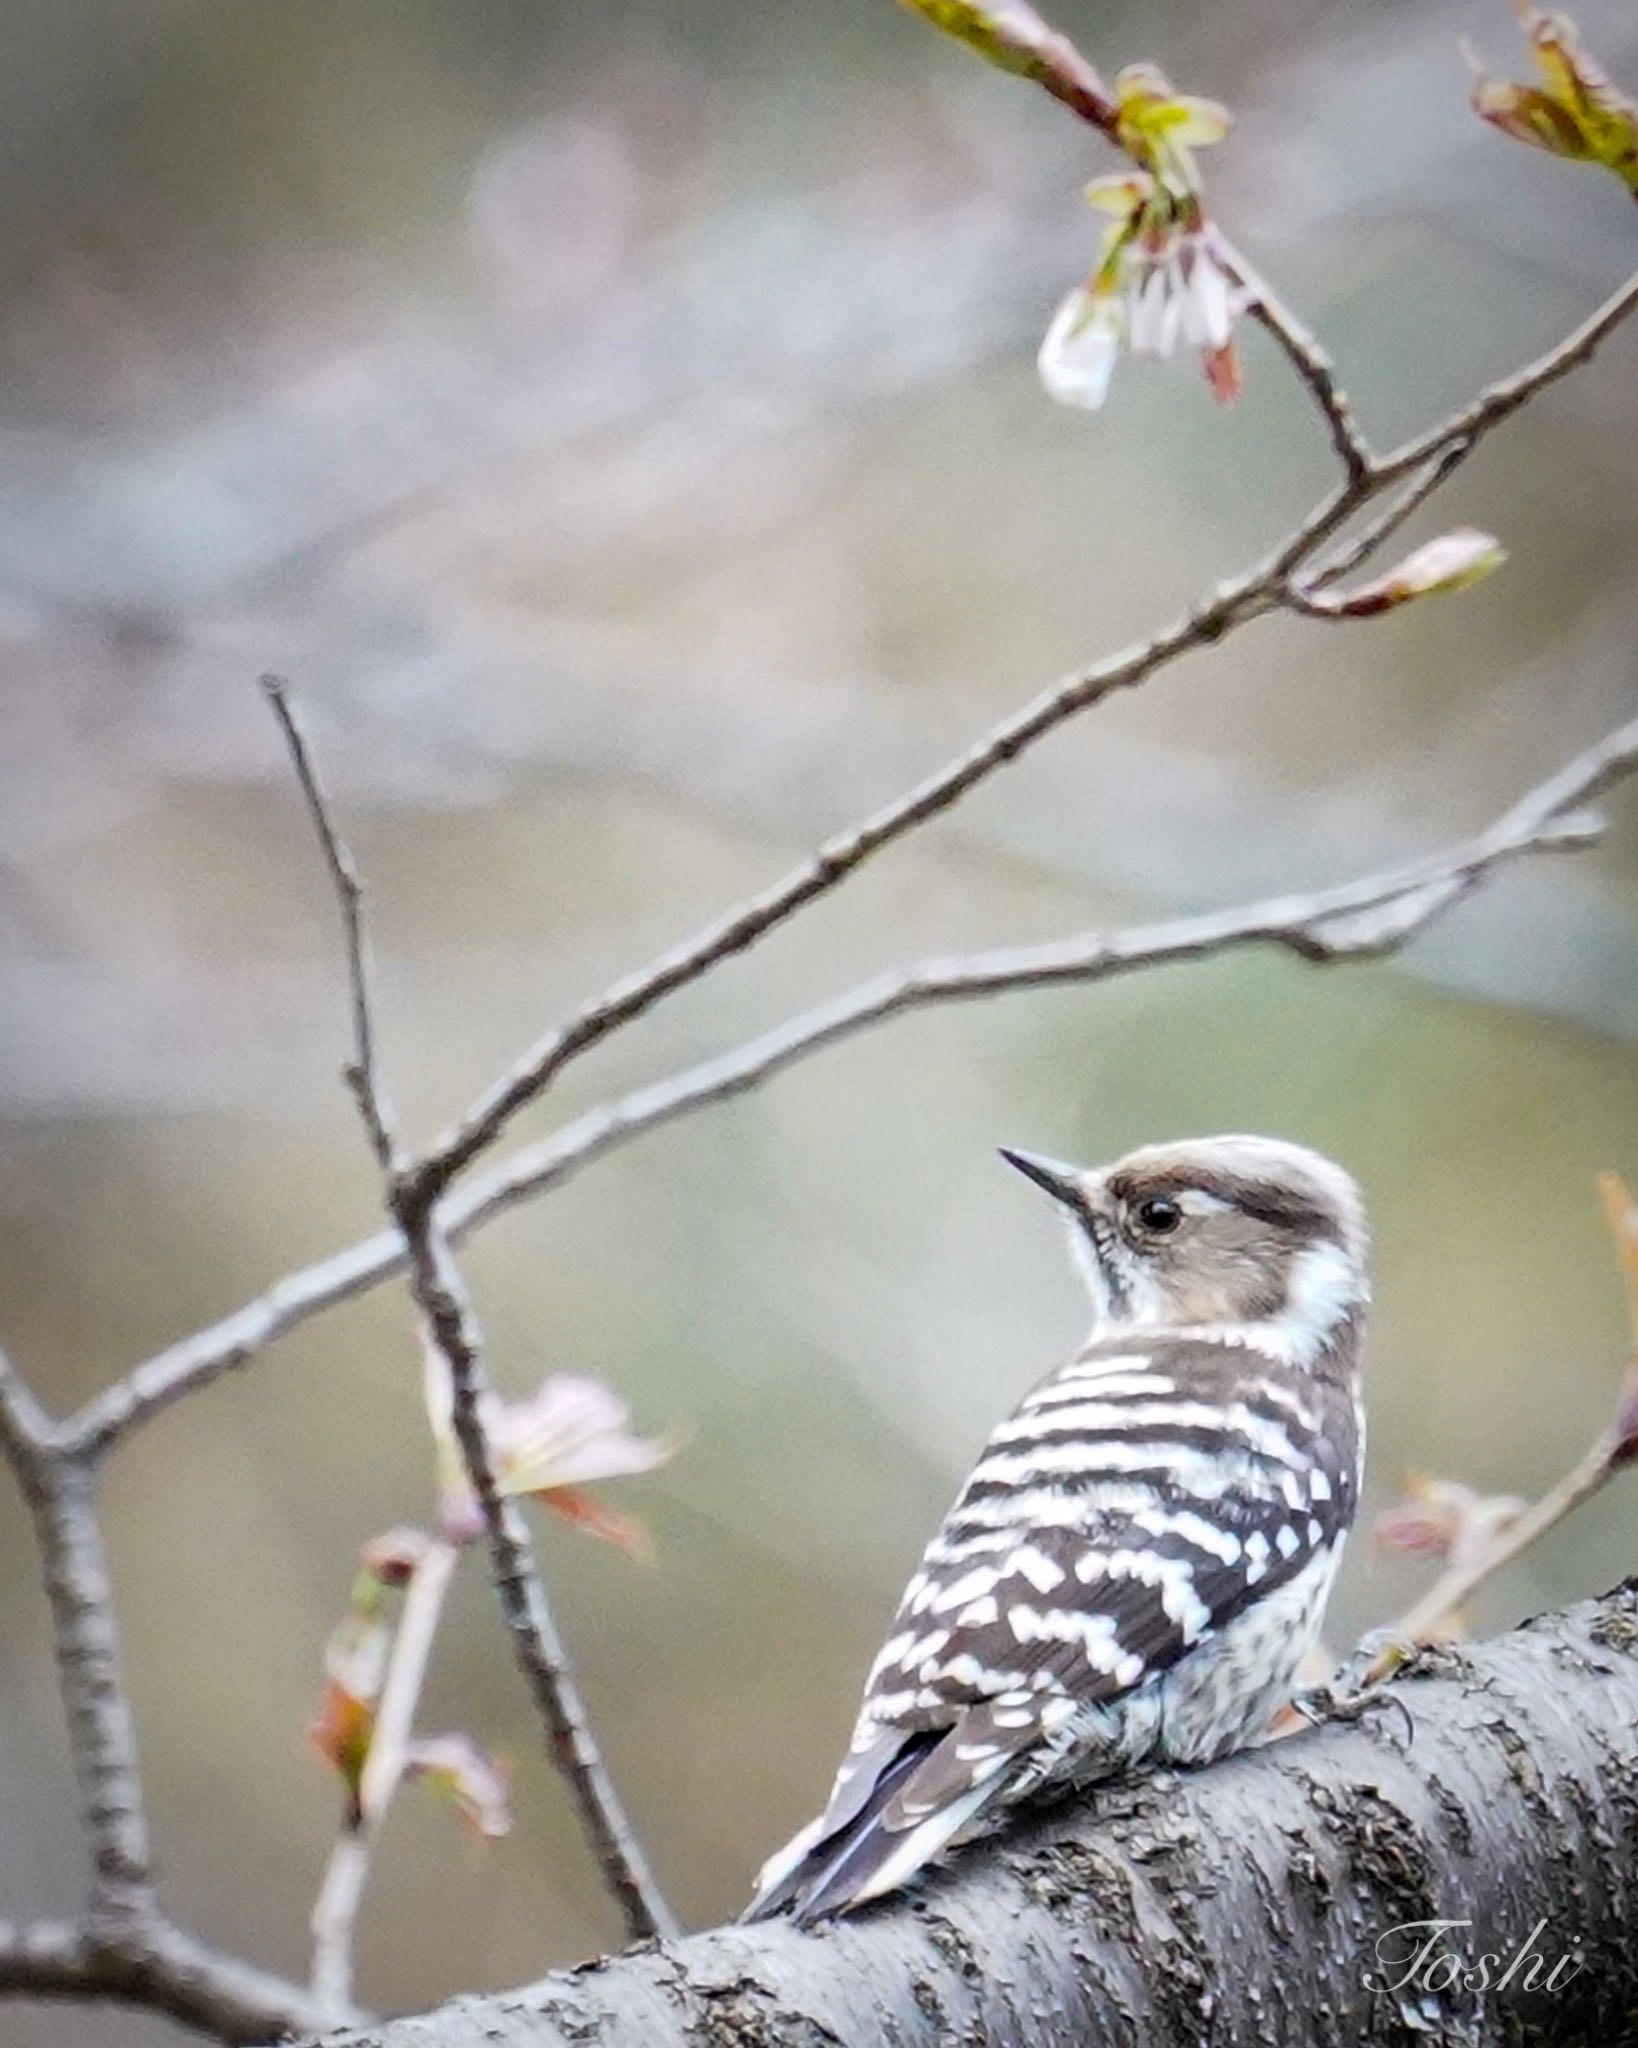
[744,1337,1359,1924]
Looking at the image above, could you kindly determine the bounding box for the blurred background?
[1,0,1635,2039]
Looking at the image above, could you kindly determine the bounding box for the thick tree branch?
[0,1918,341,2044]
[0,1345,155,1930]
[63,709,1638,1457]
[24,1461,158,1927]
[314,1584,1638,2048]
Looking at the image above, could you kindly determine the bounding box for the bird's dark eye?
[1135,1196,1183,1236]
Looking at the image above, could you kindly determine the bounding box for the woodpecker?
[744,1134,1368,1926]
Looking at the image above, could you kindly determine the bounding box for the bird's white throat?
[1073,1232,1366,1372]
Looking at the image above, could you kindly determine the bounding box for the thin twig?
[56,273,1638,1466]
[64,711,1638,1465]
[1383,1170,1638,1654]
[1303,442,1472,594]
[310,1538,458,2018]
[261,675,402,1173]
[1390,1436,1622,1651]
[409,1220,678,1941]
[266,684,677,1946]
[395,270,1638,1204]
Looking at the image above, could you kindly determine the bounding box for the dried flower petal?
[405,1733,512,1840]
[1202,339,1243,406]
[1375,1472,1525,1567]
[309,1674,377,1827]
[426,1352,673,1555]
[542,1486,655,1561]
[309,1537,421,1821]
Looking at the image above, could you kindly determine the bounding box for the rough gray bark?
[314,1583,1638,2048]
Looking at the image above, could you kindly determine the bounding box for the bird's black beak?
[998,1147,1085,1210]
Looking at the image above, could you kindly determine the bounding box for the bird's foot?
[1289,1628,1418,1741]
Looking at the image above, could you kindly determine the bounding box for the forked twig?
[266,683,677,1947]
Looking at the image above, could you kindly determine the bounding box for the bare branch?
[261,674,403,1173]
[407,1221,678,1941]
[1302,443,1472,593]
[0,1366,340,2045]
[1389,1437,1622,1655]
[437,710,1635,1214]
[65,711,1638,1473]
[63,1233,409,1459]
[266,684,678,1946]
[0,1918,345,2045]
[26,1463,157,1927]
[396,270,1638,1201]
[1380,1167,1638,1659]
[0,1341,158,1931]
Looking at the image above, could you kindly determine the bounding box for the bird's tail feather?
[740,1731,937,1924]
[790,1769,1004,1927]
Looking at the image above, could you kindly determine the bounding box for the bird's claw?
[1289,1629,1418,1743]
